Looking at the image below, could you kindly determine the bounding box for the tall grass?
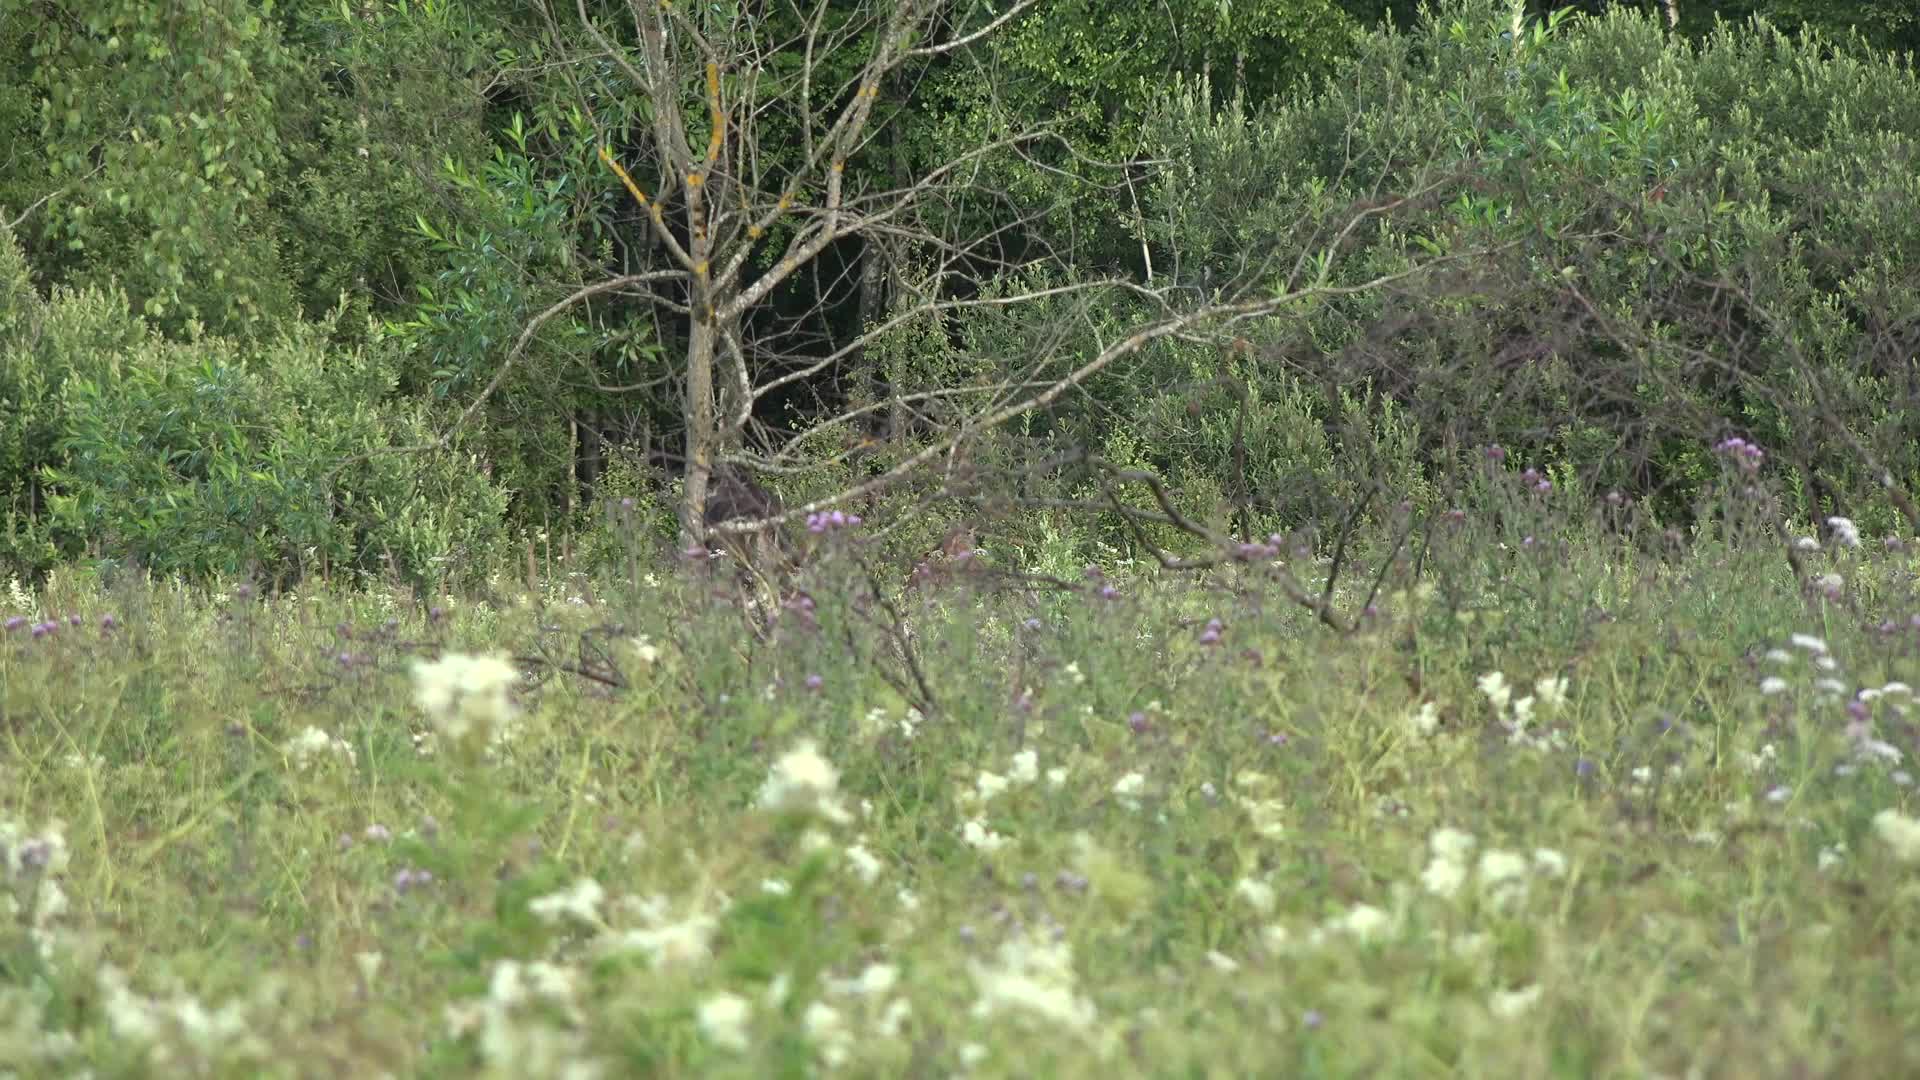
[4,470,1920,1077]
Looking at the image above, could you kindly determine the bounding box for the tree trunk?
[683,312,718,545]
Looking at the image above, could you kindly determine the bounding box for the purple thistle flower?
[3,616,25,632]
[1485,445,1506,462]
[30,621,54,639]
[804,673,824,691]
[1128,711,1151,735]
[99,613,117,632]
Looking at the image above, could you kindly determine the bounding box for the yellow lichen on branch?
[598,146,650,210]
[705,62,725,165]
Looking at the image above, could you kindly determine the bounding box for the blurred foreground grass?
[5,505,1920,1078]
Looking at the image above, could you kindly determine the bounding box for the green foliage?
[922,0,1363,272]
[0,222,510,587]
[1138,0,1920,530]
[3,0,302,334]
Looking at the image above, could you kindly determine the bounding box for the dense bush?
[0,223,511,588]
[1113,0,1920,533]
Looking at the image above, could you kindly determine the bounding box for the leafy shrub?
[1137,0,1920,532]
[0,223,511,588]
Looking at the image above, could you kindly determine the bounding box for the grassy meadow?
[6,477,1920,1078]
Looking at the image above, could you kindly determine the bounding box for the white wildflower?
[973,770,1011,804]
[1827,516,1861,548]
[282,726,355,771]
[1533,675,1570,710]
[1477,672,1511,713]
[1478,849,1531,908]
[845,843,884,885]
[410,652,519,745]
[697,992,753,1052]
[1008,750,1040,785]
[757,740,852,824]
[529,878,606,927]
[1759,676,1789,695]
[804,1002,852,1068]
[961,819,1008,853]
[1235,877,1277,914]
[969,929,1096,1032]
[1406,701,1441,738]
[1112,771,1147,810]
[1336,903,1393,943]
[1789,633,1829,654]
[1489,984,1543,1019]
[1874,809,1920,863]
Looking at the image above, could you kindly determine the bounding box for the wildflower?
[1533,675,1570,710]
[1477,672,1512,713]
[805,1001,852,1067]
[1205,950,1240,973]
[1235,877,1277,914]
[1874,809,1920,862]
[1112,771,1147,810]
[830,963,900,998]
[1430,827,1477,864]
[961,819,1008,853]
[1531,849,1568,877]
[530,878,607,927]
[1063,662,1085,686]
[1818,843,1847,873]
[757,740,852,824]
[1008,750,1040,785]
[1789,633,1829,654]
[410,652,518,746]
[697,992,754,1052]
[1046,766,1069,789]
[627,637,661,664]
[1406,701,1441,738]
[969,929,1096,1032]
[282,726,356,771]
[598,899,717,970]
[1489,984,1543,1019]
[1759,676,1789,695]
[973,770,1011,804]
[1421,855,1470,900]
[1827,517,1861,548]
[1335,903,1393,943]
[844,843,884,885]
[1478,849,1531,908]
